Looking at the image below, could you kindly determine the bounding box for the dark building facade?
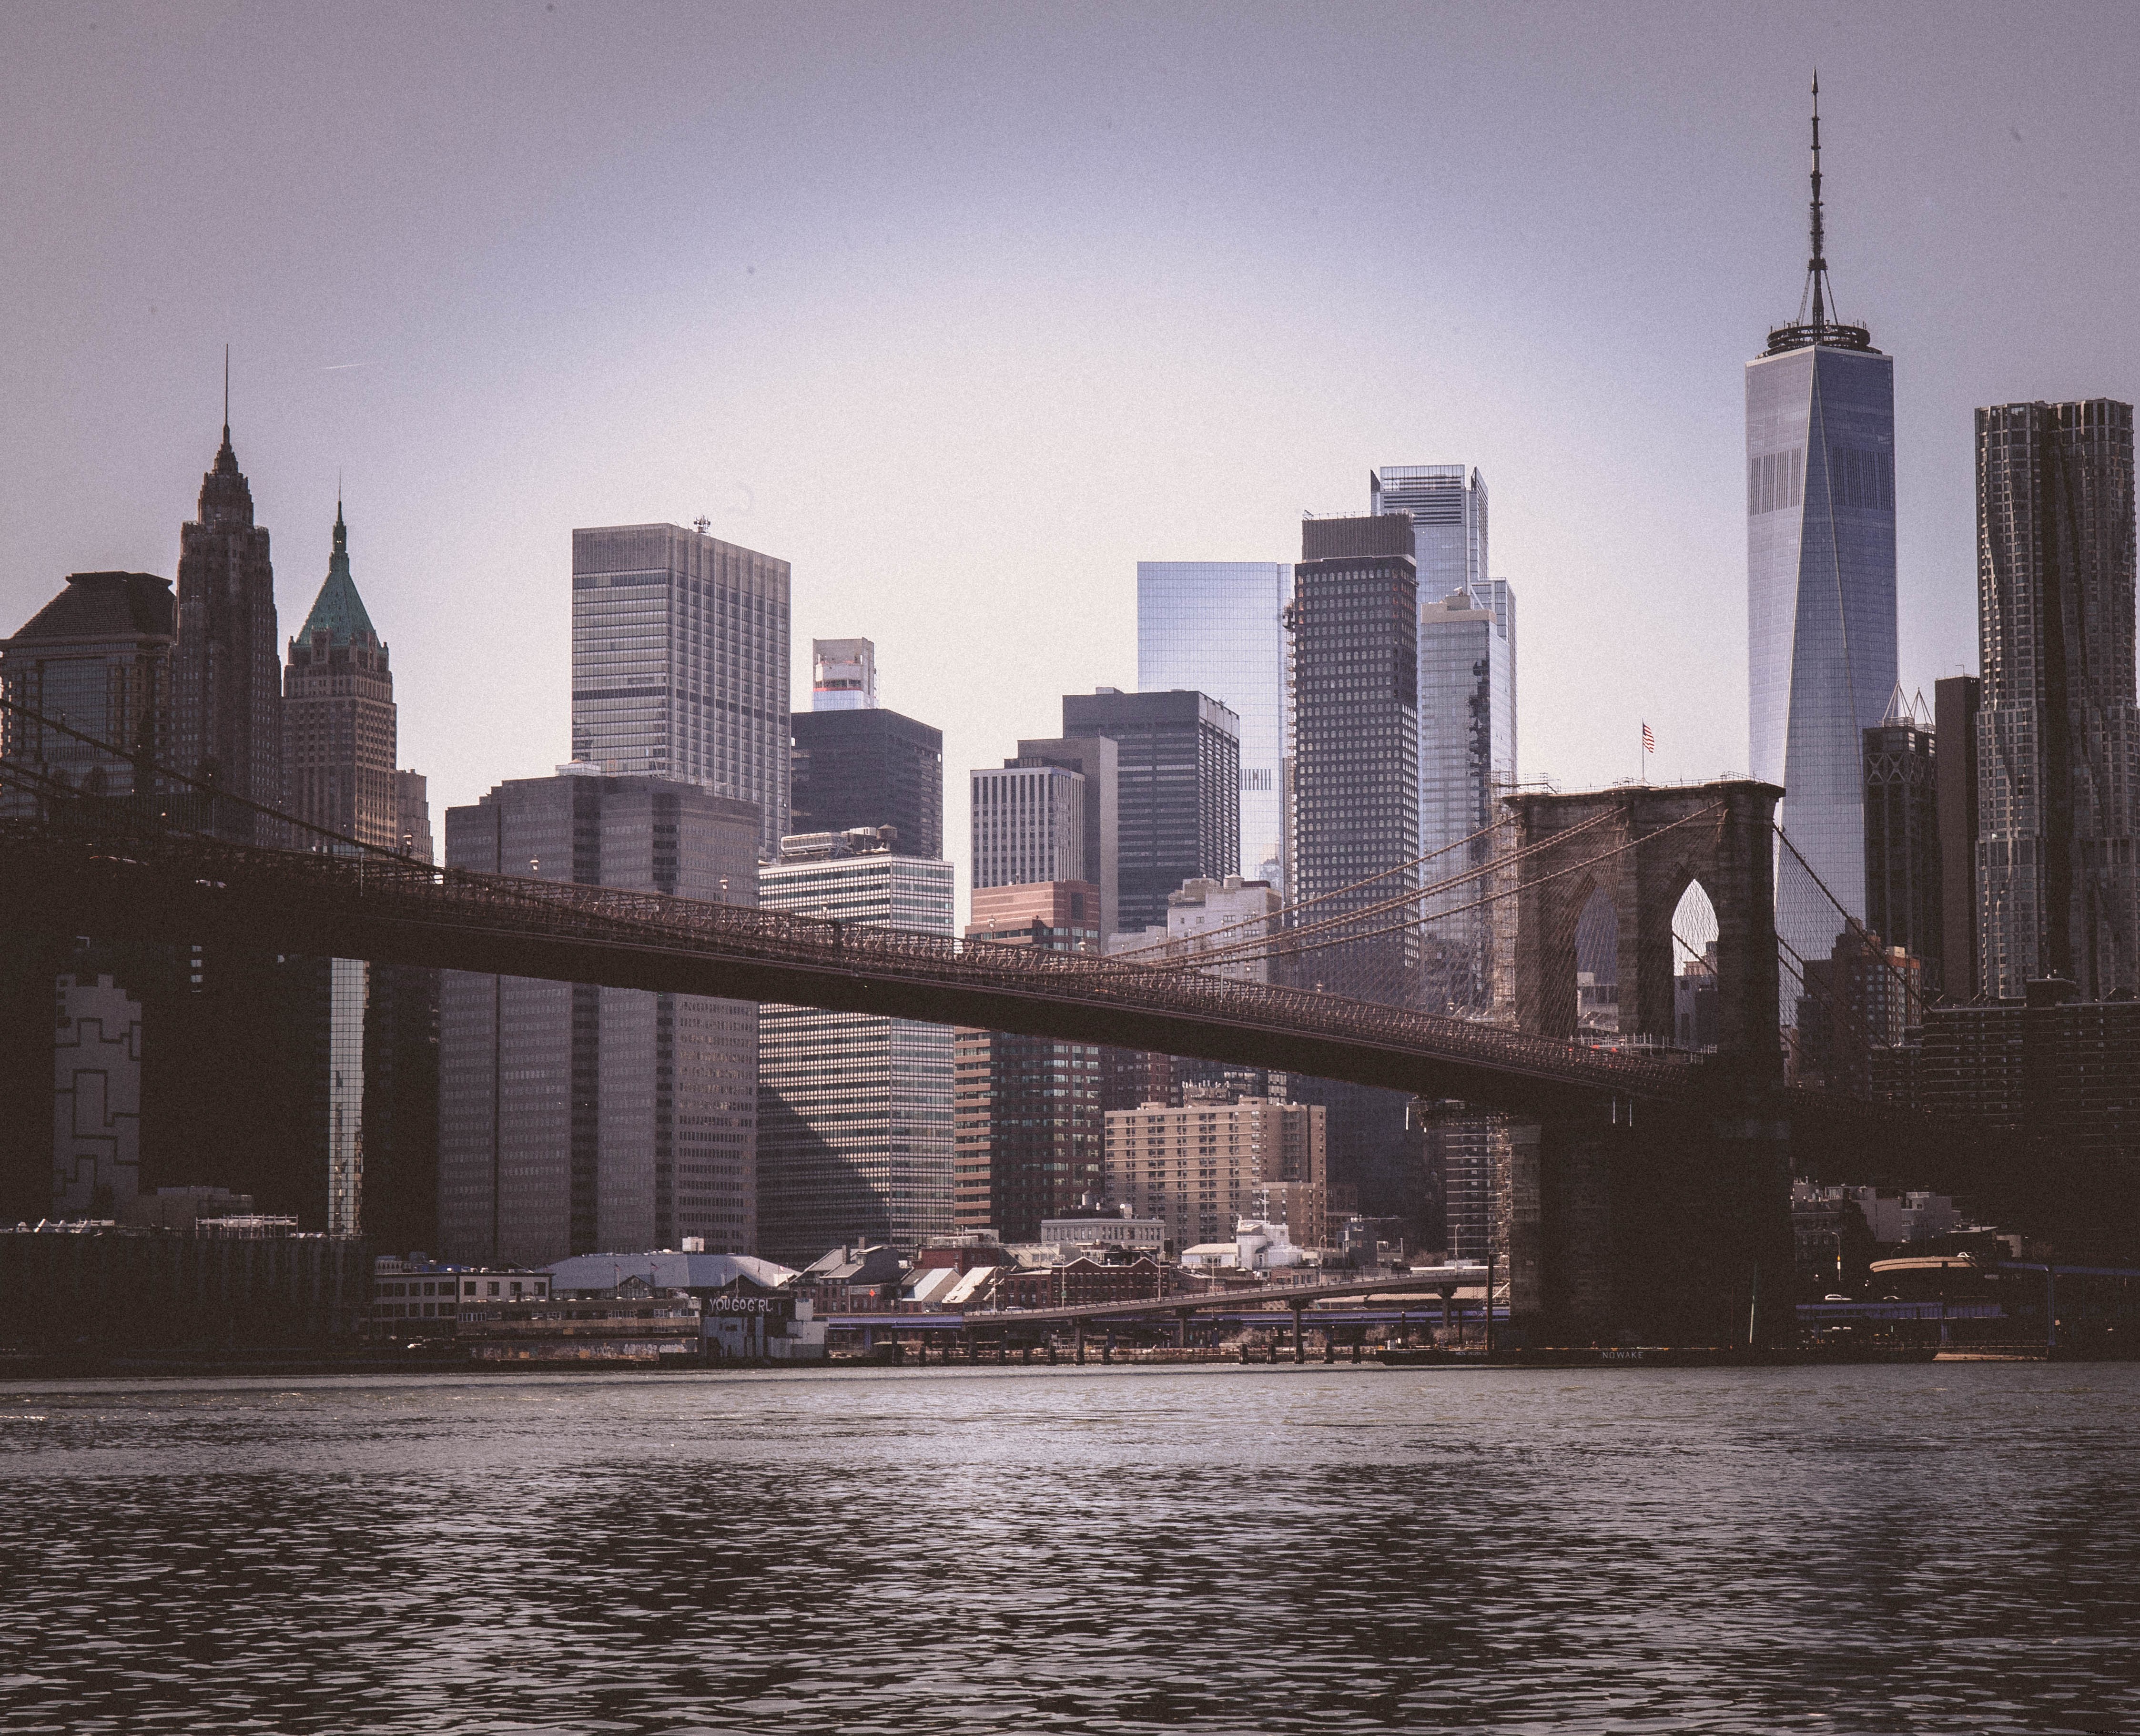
[440,773,762,1267]
[173,422,282,843]
[1935,674,1982,1001]
[1285,514,1422,1229]
[1975,399,2140,1000]
[1862,690,1942,990]
[789,706,944,858]
[1062,688,1240,936]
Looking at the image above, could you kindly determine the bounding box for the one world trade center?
[1747,78,1896,965]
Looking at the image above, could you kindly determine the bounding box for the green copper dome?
[296,504,380,647]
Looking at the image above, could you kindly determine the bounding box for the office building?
[52,975,142,1219]
[1975,399,2140,1000]
[1012,734,1118,937]
[811,637,876,710]
[1286,513,1423,1228]
[1136,561,1289,887]
[1935,675,1982,1002]
[1795,931,1923,1098]
[570,522,790,861]
[1102,1096,1327,1253]
[283,505,397,848]
[1371,464,1489,609]
[439,771,762,1268]
[1747,92,1897,958]
[174,418,284,843]
[1062,689,1239,936]
[757,830,955,1265]
[791,706,943,857]
[1417,1101,1501,1264]
[1862,687,1942,990]
[970,758,1087,900]
[395,769,434,861]
[953,883,1104,1240]
[1287,513,1420,1003]
[0,571,175,816]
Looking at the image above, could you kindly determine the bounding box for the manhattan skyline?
[5,3,2139,914]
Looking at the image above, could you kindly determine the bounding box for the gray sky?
[5,0,2137,907]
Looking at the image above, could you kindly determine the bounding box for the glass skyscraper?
[1747,88,1897,971]
[757,838,955,1265]
[1136,561,1288,887]
[571,522,791,861]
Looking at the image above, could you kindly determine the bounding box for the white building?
[1180,1218,1304,1272]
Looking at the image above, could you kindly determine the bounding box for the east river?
[2,1363,2137,1734]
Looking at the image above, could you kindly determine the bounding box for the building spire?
[1764,74,1874,355]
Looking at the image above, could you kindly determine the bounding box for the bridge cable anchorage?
[1106,811,1527,961]
[1176,803,1727,975]
[1139,808,1627,974]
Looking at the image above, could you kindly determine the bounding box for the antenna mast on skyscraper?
[1765,74,1873,355]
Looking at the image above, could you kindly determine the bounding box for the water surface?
[3,1363,2135,1734]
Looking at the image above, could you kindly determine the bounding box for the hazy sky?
[5,0,2138,909]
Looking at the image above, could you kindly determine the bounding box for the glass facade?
[1136,562,1289,887]
[756,850,955,1265]
[324,956,368,1236]
[1747,342,1897,973]
[571,523,790,861]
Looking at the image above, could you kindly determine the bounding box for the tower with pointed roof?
[1747,77,1897,975]
[172,396,283,843]
[283,502,398,847]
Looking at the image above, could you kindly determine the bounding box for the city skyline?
[8,6,2139,917]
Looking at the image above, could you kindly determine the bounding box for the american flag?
[1641,722,1656,754]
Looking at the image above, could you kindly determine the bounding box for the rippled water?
[2,1363,2137,1734]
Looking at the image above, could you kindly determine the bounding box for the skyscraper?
[1747,84,1897,957]
[953,882,1105,1240]
[1061,689,1239,936]
[811,638,877,710]
[1935,674,1982,1002]
[970,758,1093,908]
[1136,561,1289,887]
[283,505,397,847]
[570,522,791,861]
[1012,734,1119,937]
[438,771,762,1267]
[1861,687,1942,988]
[757,831,955,1265]
[791,708,944,856]
[1370,464,1490,610]
[173,416,283,843]
[0,571,175,816]
[1975,398,2140,999]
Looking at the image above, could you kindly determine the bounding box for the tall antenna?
[1765,73,1873,355]
[1807,73,1826,331]
[222,344,231,439]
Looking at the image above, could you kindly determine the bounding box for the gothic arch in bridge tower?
[1504,781,1783,1079]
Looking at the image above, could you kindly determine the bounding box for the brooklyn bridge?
[0,701,1964,1346]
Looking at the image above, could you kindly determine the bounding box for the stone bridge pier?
[1500,782,1795,1345]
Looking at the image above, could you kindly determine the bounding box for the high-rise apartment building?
[811,638,877,710]
[1012,735,1119,937]
[0,571,175,816]
[757,831,956,1266]
[1287,513,1420,1003]
[1935,674,1982,1002]
[1975,399,2140,1000]
[970,759,1087,898]
[791,707,944,856]
[570,523,791,861]
[1747,91,1897,958]
[174,420,283,843]
[439,771,762,1268]
[953,882,1105,1240]
[1101,1096,1326,1252]
[1062,689,1239,936]
[1137,561,1289,887]
[1861,688,1942,988]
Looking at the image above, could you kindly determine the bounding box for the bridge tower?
[1501,781,1794,1345]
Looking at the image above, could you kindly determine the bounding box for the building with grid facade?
[1974,399,2140,1000]
[953,882,1104,1241]
[439,772,762,1268]
[1062,689,1239,937]
[570,522,790,862]
[970,760,1087,898]
[1136,561,1290,888]
[1101,1096,1326,1253]
[174,424,284,843]
[1861,691,1942,992]
[791,705,944,858]
[1372,464,1489,609]
[756,836,955,1266]
[1936,674,1982,1002]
